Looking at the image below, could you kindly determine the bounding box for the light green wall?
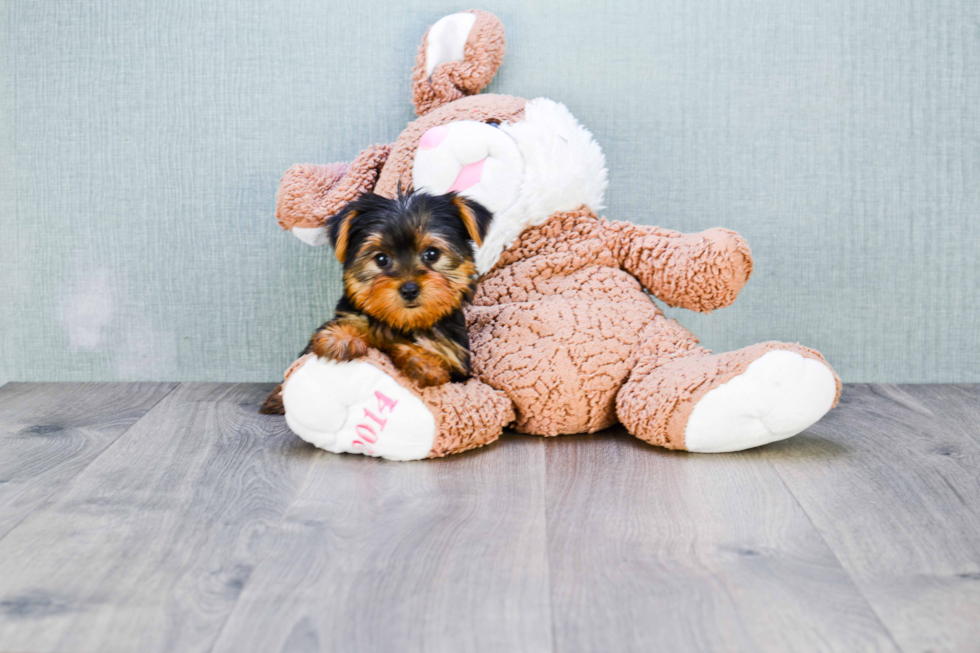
[2,0,978,383]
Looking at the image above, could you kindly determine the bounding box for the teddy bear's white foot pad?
[282,357,435,461]
[684,350,837,453]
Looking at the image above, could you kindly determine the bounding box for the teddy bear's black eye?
[422,247,440,263]
[374,253,391,268]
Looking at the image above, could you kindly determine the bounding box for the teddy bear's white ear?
[411,10,506,116]
[424,13,478,77]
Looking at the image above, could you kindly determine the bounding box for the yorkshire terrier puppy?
[260,190,492,415]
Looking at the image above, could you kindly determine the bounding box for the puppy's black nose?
[399,281,420,301]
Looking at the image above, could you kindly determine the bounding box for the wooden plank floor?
[0,383,977,653]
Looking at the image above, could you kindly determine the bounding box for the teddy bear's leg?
[280,352,515,461]
[616,342,841,453]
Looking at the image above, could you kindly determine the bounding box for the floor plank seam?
[539,438,559,653]
[911,385,980,447]
[205,444,326,653]
[762,454,906,653]
[0,382,182,550]
[5,384,976,651]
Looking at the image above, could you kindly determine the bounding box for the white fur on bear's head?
[412,98,608,274]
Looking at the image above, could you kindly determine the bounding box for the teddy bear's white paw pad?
[684,351,837,453]
[282,357,435,461]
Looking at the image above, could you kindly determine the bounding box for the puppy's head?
[327,190,492,331]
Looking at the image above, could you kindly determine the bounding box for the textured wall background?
[1,0,978,384]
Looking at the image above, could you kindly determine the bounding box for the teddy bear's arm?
[276,144,391,235]
[605,220,754,313]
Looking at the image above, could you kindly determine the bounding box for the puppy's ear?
[327,206,357,263]
[450,195,493,247]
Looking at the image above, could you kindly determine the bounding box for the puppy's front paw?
[410,363,451,388]
[391,345,452,387]
[312,326,369,362]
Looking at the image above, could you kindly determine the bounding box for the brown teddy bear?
[271,10,841,460]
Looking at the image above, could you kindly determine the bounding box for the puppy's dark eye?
[374,253,390,268]
[421,247,440,264]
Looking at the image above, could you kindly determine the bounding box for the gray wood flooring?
[0,382,976,653]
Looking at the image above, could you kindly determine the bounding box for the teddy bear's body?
[272,11,840,460]
[470,207,735,440]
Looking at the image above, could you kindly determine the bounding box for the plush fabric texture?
[609,222,754,313]
[272,96,528,233]
[281,353,437,460]
[419,374,516,458]
[276,144,391,230]
[475,98,610,274]
[285,349,515,458]
[274,10,844,458]
[411,10,506,116]
[467,207,801,437]
[422,13,476,78]
[681,349,840,453]
[617,341,840,450]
